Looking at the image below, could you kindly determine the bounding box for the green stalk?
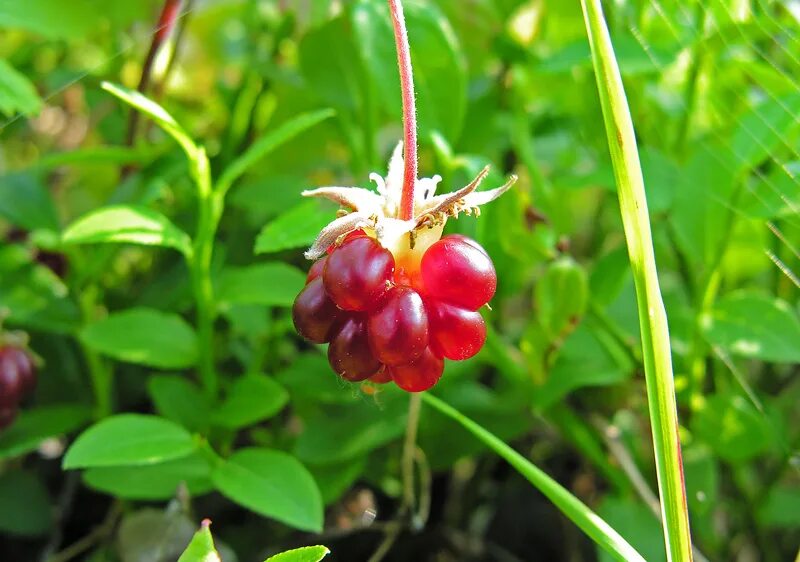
[189,149,218,398]
[422,394,645,562]
[579,1,693,560]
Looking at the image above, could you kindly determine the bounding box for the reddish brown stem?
[125,0,183,146]
[388,0,418,221]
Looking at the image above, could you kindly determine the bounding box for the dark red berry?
[324,236,394,311]
[421,235,496,311]
[388,348,444,392]
[367,287,428,366]
[292,278,340,343]
[0,347,28,408]
[328,316,382,382]
[0,406,17,430]
[306,256,327,284]
[427,300,486,360]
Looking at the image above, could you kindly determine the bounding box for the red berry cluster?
[0,345,37,430]
[293,232,496,392]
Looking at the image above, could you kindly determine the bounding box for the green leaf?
[352,0,467,140]
[217,109,335,196]
[730,92,800,172]
[148,375,211,432]
[211,448,323,532]
[535,257,589,339]
[217,263,306,308]
[0,173,59,231]
[0,0,97,39]
[62,205,192,256]
[421,394,645,561]
[0,405,92,459]
[255,200,334,255]
[0,471,52,536]
[81,308,198,369]
[0,59,41,116]
[63,414,196,469]
[692,393,774,463]
[178,521,220,562]
[212,375,289,430]
[264,546,330,562]
[703,291,800,363]
[101,82,198,159]
[581,1,692,559]
[84,454,213,500]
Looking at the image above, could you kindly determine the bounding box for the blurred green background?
[0,1,798,560]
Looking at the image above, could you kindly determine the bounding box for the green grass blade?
[421,394,646,562]
[579,1,693,560]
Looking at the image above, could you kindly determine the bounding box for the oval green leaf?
[63,205,192,256]
[212,375,289,430]
[255,200,334,255]
[265,546,330,562]
[63,414,196,469]
[81,308,198,369]
[211,448,323,532]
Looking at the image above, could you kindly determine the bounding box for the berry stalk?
[388,0,418,221]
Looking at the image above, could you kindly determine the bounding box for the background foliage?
[0,0,798,560]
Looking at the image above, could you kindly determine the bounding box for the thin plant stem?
[580,0,693,559]
[190,151,218,398]
[126,0,183,146]
[388,0,418,220]
[402,393,422,515]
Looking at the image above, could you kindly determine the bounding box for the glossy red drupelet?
[421,235,496,311]
[293,232,496,392]
[323,236,394,311]
[367,286,428,365]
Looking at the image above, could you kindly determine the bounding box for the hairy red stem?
[388,0,418,221]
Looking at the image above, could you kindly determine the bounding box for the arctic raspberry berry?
[388,347,444,393]
[426,299,486,360]
[368,286,428,365]
[292,278,340,344]
[328,316,382,381]
[324,236,395,311]
[421,235,496,311]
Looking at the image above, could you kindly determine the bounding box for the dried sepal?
[302,143,516,260]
